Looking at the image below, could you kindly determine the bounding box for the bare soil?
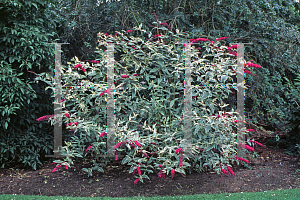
[0,130,300,198]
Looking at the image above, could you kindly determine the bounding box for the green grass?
[1,188,300,200]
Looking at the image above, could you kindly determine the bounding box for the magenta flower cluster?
[36,114,54,121]
[74,64,86,72]
[52,162,68,172]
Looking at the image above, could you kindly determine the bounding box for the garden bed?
[0,130,299,198]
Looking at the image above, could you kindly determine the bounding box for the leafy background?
[0,0,299,170]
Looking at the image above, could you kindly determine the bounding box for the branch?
[234,34,250,40]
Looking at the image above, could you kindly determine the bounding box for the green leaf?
[170,99,175,108]
[200,92,210,101]
[9,57,14,63]
[121,155,132,165]
[95,167,104,173]
[157,78,161,85]
[150,68,158,73]
[221,75,228,83]
[129,165,135,174]
[141,174,150,180]
[32,3,38,9]
[175,168,185,174]
[206,144,215,151]
[205,125,211,133]
[145,74,149,82]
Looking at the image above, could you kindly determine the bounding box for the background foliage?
[53,0,300,155]
[0,0,299,170]
[0,0,61,169]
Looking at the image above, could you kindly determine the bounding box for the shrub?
[0,0,61,170]
[36,25,260,182]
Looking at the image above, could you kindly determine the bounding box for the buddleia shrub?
[36,25,261,183]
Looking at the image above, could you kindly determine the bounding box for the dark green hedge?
[1,0,299,170]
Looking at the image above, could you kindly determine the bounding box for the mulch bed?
[0,130,300,198]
